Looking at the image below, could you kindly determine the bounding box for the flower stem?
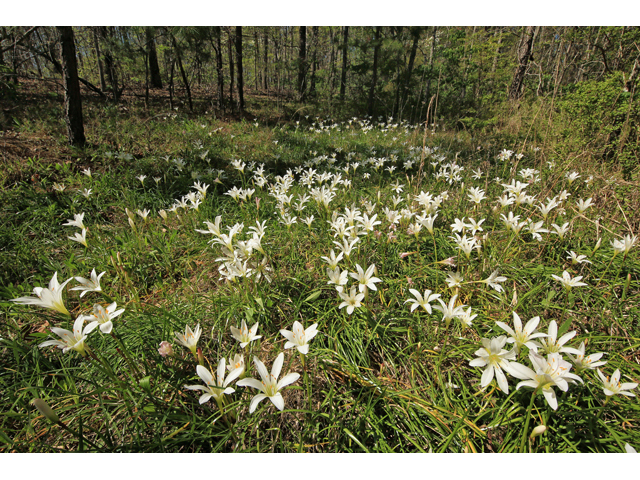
[520,389,538,453]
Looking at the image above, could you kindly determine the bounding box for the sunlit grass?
[1,111,638,453]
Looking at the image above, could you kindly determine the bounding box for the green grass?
[1,101,639,453]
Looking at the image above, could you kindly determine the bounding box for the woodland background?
[0,26,638,180]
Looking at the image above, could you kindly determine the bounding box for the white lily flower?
[175,323,202,354]
[230,320,262,348]
[280,321,319,355]
[349,263,381,293]
[11,272,72,315]
[39,315,97,355]
[227,354,245,377]
[338,287,365,315]
[404,289,441,314]
[509,352,582,410]
[85,302,125,334]
[184,361,242,404]
[495,312,547,352]
[63,213,86,229]
[565,341,606,371]
[70,269,105,297]
[68,228,88,247]
[469,336,516,393]
[532,320,582,355]
[482,270,507,292]
[597,369,638,397]
[237,353,300,413]
[433,294,466,327]
[611,235,637,257]
[551,270,588,289]
[566,251,591,265]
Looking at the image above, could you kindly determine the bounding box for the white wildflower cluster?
[197,217,272,284]
[469,315,636,409]
[12,271,120,354]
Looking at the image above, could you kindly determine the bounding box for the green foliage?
[558,73,639,179]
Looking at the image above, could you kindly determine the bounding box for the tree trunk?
[298,26,307,100]
[425,27,437,115]
[213,27,224,108]
[624,56,640,93]
[171,33,192,111]
[235,26,244,112]
[310,26,318,98]
[100,27,120,102]
[401,27,421,113]
[508,26,536,101]
[146,28,163,89]
[263,30,268,90]
[92,28,106,91]
[168,59,175,110]
[57,27,85,147]
[227,27,235,109]
[340,26,348,101]
[254,29,260,89]
[367,26,382,117]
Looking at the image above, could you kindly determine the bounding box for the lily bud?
[593,237,602,254]
[530,425,546,439]
[32,398,59,424]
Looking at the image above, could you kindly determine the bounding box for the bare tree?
[57,26,85,147]
[298,26,307,100]
[170,31,193,111]
[367,26,382,117]
[340,26,348,101]
[227,27,235,109]
[236,26,244,112]
[146,27,162,89]
[509,26,536,101]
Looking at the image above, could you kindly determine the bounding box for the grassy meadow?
[1,89,639,453]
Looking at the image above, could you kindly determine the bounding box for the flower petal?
[249,393,267,413]
[277,372,300,390]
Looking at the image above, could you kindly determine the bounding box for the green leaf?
[304,290,322,303]
[139,376,152,393]
[558,317,573,338]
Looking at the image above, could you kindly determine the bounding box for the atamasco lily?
[565,341,606,372]
[495,312,547,353]
[508,352,583,410]
[39,315,97,355]
[68,228,88,247]
[338,286,365,314]
[85,302,125,334]
[184,360,243,405]
[63,212,86,229]
[481,270,507,293]
[237,353,300,413]
[532,320,582,356]
[349,263,381,293]
[175,323,202,355]
[597,369,638,397]
[469,336,516,393]
[404,289,441,314]
[551,270,588,289]
[230,319,262,348]
[280,321,319,355]
[433,294,466,327]
[11,272,73,316]
[70,269,106,297]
